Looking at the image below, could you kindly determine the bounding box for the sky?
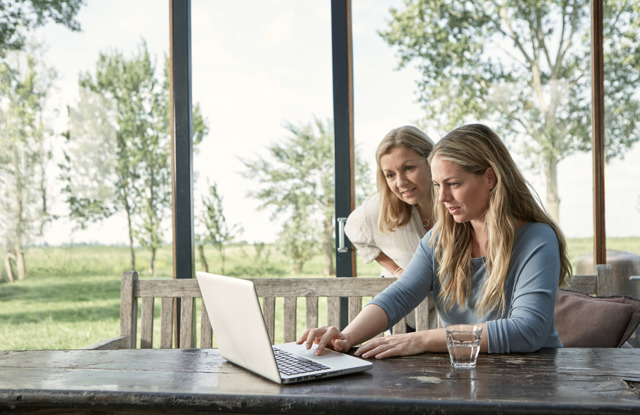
[33,0,640,246]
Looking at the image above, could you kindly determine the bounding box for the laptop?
[196,272,373,384]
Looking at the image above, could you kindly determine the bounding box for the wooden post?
[591,0,606,266]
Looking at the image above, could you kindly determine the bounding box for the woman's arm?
[344,195,382,263]
[368,232,435,329]
[353,323,490,359]
[375,251,403,276]
[486,223,562,352]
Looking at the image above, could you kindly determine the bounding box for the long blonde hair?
[427,124,572,315]
[375,126,434,233]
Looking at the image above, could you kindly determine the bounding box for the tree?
[379,0,640,222]
[197,181,243,274]
[60,87,118,228]
[240,118,372,275]
[0,0,84,56]
[62,41,208,275]
[0,43,56,281]
[71,42,157,272]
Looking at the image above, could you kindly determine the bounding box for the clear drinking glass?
[445,324,483,368]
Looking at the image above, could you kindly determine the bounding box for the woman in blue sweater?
[298,123,572,356]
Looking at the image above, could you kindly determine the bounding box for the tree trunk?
[218,245,225,274]
[16,247,26,281]
[198,244,209,272]
[128,238,135,271]
[5,253,15,283]
[125,203,136,271]
[322,217,335,276]
[12,237,26,280]
[544,154,561,224]
[293,261,303,275]
[149,246,156,277]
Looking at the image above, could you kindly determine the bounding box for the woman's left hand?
[354,332,429,359]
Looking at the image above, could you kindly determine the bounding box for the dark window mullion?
[331,0,356,330]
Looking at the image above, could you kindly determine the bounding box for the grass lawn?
[1,238,638,350]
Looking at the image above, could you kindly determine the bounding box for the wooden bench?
[88,271,433,350]
[89,266,616,350]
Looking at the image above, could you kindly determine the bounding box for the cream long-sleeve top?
[345,192,427,278]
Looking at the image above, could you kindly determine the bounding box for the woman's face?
[430,155,495,225]
[379,146,432,207]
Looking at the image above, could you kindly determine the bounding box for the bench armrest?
[86,335,131,350]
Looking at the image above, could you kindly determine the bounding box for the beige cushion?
[555,289,640,348]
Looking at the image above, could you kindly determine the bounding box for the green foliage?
[242,119,334,218]
[231,242,279,276]
[379,0,640,221]
[60,87,118,229]
[197,181,243,274]
[0,0,84,56]
[278,212,319,274]
[240,118,372,275]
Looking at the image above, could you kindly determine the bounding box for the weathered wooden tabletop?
[0,347,638,414]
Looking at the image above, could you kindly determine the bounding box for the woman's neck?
[470,218,525,258]
[470,219,487,258]
[416,199,434,231]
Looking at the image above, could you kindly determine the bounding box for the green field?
[1,238,638,350]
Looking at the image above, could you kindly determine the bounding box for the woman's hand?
[297,305,393,357]
[354,332,430,359]
[297,326,353,355]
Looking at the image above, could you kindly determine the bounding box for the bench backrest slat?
[566,264,613,296]
[109,271,432,349]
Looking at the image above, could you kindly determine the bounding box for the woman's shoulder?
[418,227,438,249]
[346,192,380,230]
[363,191,381,206]
[518,221,554,235]
[516,222,559,247]
[353,192,381,218]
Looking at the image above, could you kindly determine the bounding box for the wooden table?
[0,348,638,414]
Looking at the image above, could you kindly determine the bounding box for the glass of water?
[445,324,483,368]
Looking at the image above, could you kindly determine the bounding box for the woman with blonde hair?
[299,123,572,356]
[344,125,437,331]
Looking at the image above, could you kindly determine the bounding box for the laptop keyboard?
[273,347,330,376]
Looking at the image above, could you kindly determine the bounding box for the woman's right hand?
[297,326,353,355]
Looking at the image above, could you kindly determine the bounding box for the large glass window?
[190,1,334,276]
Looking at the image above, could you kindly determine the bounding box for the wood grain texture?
[1,348,639,414]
